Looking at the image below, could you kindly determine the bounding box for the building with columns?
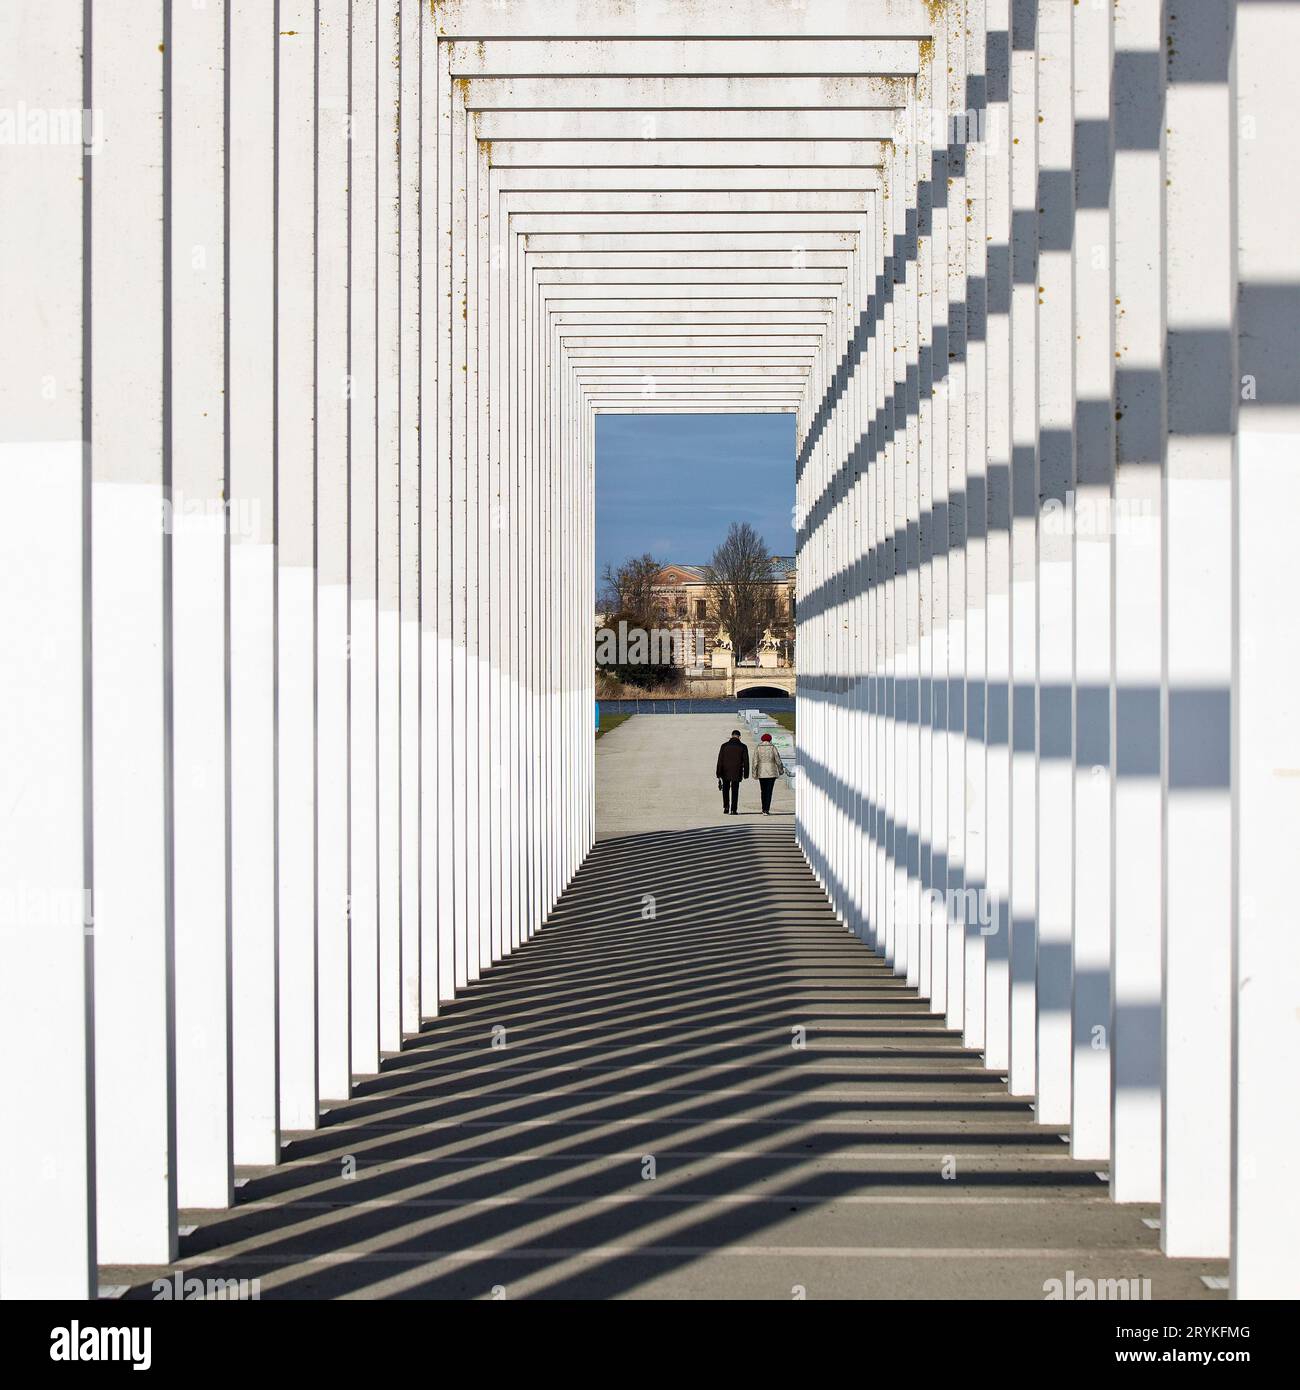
[649,556,796,665]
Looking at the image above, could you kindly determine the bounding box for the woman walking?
[753,732,786,815]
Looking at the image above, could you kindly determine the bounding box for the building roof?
[656,557,795,584]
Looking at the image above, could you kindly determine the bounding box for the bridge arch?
[736,683,795,700]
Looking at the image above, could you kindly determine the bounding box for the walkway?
[100,717,1226,1299]
[596,712,795,838]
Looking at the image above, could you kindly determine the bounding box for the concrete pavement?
[97,712,1228,1299]
[596,713,794,839]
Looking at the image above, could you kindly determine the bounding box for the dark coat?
[716,737,750,781]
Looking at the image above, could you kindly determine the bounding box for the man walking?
[716,728,749,815]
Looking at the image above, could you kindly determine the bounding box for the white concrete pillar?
[350,0,382,1076]
[882,129,902,970]
[228,0,280,1165]
[399,0,424,1037]
[901,95,925,986]
[982,0,1013,1074]
[276,7,319,1131]
[1230,0,1300,1297]
[377,0,403,1055]
[1109,0,1164,1202]
[450,63,472,990]
[900,100,917,989]
[1034,0,1075,1128]
[316,0,353,1102]
[170,0,233,1210]
[90,0,176,1265]
[943,0,969,1034]
[471,130,493,978]
[914,44,937,992]
[1069,0,1114,1163]
[1160,0,1233,1258]
[926,10,952,1012]
[434,23,457,1002]
[962,0,990,1052]
[1006,0,1039,1100]
[0,0,96,1298]
[418,0,443,1018]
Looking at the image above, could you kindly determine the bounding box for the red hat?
[761,733,773,742]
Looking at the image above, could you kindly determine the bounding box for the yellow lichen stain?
[918,37,935,67]
[481,138,493,167]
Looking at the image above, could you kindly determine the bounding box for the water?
[596,696,794,716]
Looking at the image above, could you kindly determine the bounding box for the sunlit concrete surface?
[595,715,796,839]
[98,817,1227,1300]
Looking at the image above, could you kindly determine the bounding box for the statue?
[758,625,781,668]
[710,625,734,670]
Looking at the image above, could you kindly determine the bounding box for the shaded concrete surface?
[101,722,1227,1299]
[596,713,795,838]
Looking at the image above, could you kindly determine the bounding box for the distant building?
[648,557,796,667]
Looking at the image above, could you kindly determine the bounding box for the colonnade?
[0,0,1296,1302]
[2,0,594,1296]
[793,0,1300,1299]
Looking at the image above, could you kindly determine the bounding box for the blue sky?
[595,412,796,595]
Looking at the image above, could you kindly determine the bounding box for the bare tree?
[703,522,777,662]
[599,552,662,625]
[596,551,682,690]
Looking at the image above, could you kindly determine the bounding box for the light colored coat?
[753,742,786,778]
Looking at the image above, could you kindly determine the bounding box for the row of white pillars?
[794,0,1300,1298]
[0,0,594,1298]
